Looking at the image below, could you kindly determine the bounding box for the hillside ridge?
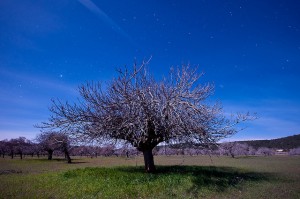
[237,134,300,150]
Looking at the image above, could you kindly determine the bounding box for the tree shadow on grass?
[24,158,87,164]
[233,156,259,159]
[26,158,67,162]
[69,161,87,164]
[118,165,273,192]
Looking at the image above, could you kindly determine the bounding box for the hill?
[238,134,300,150]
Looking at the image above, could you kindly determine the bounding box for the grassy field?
[0,155,299,198]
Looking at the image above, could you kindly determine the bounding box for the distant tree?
[31,143,43,158]
[99,145,115,157]
[22,139,35,158]
[220,142,249,158]
[0,140,8,158]
[6,137,32,159]
[36,132,72,163]
[184,148,198,156]
[126,147,139,157]
[197,148,211,155]
[114,145,133,158]
[39,61,254,173]
[248,146,256,155]
[220,142,235,158]
[256,147,274,156]
[6,140,14,159]
[81,145,100,158]
[289,147,300,155]
[37,132,59,160]
[234,143,249,156]
[71,146,89,157]
[92,146,101,158]
[157,146,177,156]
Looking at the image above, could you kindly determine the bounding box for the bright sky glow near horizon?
[0,0,300,141]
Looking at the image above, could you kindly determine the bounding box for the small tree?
[220,142,249,158]
[5,137,31,159]
[99,145,115,157]
[31,143,43,158]
[256,147,274,156]
[248,146,256,155]
[289,147,300,155]
[0,140,8,158]
[220,142,235,158]
[36,132,72,163]
[157,146,177,156]
[39,61,254,172]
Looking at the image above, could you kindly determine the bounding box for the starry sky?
[1,0,300,141]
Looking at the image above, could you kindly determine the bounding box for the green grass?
[0,155,299,198]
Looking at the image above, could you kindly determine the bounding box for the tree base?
[143,150,156,173]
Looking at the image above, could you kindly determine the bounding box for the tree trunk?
[64,149,72,163]
[230,151,235,158]
[143,149,156,173]
[48,150,53,160]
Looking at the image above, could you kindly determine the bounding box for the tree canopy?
[36,131,72,163]
[39,61,253,172]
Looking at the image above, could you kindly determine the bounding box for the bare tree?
[32,143,43,158]
[157,146,177,156]
[220,142,250,158]
[0,140,8,158]
[5,137,32,159]
[289,147,300,155]
[39,61,253,172]
[248,146,256,155]
[36,132,72,163]
[99,145,115,157]
[114,145,132,157]
[256,147,275,156]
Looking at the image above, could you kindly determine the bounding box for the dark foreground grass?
[0,166,269,199]
[63,166,273,198]
[0,156,299,198]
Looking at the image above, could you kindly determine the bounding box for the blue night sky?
[1,0,300,141]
